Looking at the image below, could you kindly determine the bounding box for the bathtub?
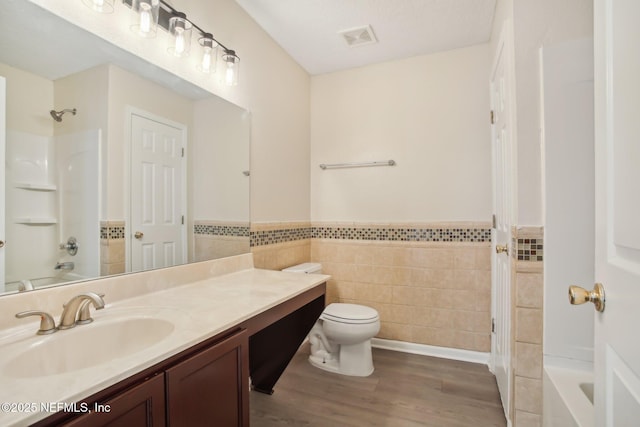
[4,273,86,293]
[543,357,594,427]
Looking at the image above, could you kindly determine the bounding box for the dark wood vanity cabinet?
[34,283,325,427]
[62,374,166,427]
[37,329,249,427]
[165,329,249,426]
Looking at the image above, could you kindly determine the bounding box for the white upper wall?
[310,45,492,222]
[192,96,250,222]
[0,63,53,136]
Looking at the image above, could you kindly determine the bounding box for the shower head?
[50,108,77,122]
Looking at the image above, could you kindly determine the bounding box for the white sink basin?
[4,317,175,378]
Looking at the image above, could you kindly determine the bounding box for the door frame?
[124,106,188,273]
[0,77,5,290]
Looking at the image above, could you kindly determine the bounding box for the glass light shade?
[81,0,115,13]
[130,0,160,38]
[168,14,192,57]
[222,50,240,86]
[197,34,218,73]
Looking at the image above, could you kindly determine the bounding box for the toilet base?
[308,340,375,377]
[308,354,340,374]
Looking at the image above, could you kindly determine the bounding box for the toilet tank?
[282,262,322,274]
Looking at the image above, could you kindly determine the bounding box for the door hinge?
[490,110,495,125]
[491,318,496,333]
[181,215,184,225]
[181,147,185,158]
[492,214,497,229]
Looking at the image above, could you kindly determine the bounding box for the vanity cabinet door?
[165,328,249,427]
[62,373,166,427]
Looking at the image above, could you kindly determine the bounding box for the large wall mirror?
[0,1,251,295]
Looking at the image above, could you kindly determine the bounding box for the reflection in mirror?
[0,1,250,295]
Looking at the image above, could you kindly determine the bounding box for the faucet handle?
[77,293,106,325]
[15,311,57,335]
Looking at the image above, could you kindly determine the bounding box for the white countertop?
[0,267,328,426]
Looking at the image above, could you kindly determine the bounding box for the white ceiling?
[233,0,497,75]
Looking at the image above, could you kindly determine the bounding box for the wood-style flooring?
[250,344,506,427]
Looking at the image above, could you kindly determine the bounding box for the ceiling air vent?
[338,25,377,47]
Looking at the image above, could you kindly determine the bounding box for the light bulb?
[174,28,185,56]
[197,34,217,74]
[201,47,212,73]
[82,0,114,13]
[167,14,192,57]
[222,50,239,86]
[225,65,236,86]
[140,3,152,34]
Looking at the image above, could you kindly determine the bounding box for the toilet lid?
[321,303,379,323]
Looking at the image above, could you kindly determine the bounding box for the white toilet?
[282,263,381,377]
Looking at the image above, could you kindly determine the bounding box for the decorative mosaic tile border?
[249,225,491,247]
[100,224,125,240]
[312,226,491,242]
[99,222,496,247]
[516,238,544,261]
[194,224,250,237]
[250,227,313,247]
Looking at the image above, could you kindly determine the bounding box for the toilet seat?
[320,303,379,324]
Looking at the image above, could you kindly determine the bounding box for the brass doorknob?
[568,283,605,312]
[0,240,4,248]
[134,231,144,240]
[496,244,509,255]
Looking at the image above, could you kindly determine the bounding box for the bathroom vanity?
[0,254,328,426]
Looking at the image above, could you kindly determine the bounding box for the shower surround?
[4,129,100,291]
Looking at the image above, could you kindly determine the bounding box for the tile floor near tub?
[250,344,506,426]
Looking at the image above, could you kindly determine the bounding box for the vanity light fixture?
[168,12,192,57]
[222,49,240,86]
[82,0,115,14]
[95,0,241,85]
[130,0,160,38]
[197,33,218,74]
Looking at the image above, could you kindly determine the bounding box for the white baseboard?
[371,338,490,366]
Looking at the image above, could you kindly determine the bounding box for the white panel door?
[490,25,514,420]
[594,0,640,425]
[0,77,5,291]
[130,113,185,272]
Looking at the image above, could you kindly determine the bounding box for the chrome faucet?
[55,261,75,271]
[59,292,105,330]
[76,293,106,325]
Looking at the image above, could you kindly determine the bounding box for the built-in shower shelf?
[14,217,58,225]
[14,182,57,191]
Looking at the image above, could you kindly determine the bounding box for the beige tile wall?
[251,222,311,270]
[194,235,250,261]
[513,226,544,427]
[251,221,548,423]
[311,237,492,352]
[251,221,492,353]
[193,220,250,261]
[100,221,125,276]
